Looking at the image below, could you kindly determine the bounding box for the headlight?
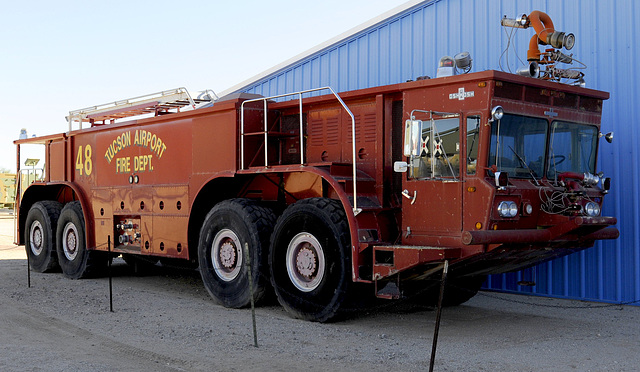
[499,202,509,216]
[509,203,518,217]
[498,201,519,218]
[525,203,533,215]
[585,202,601,217]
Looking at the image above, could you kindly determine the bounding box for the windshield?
[488,114,548,178]
[547,121,598,179]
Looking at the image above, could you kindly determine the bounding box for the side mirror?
[603,177,611,194]
[605,132,614,143]
[495,171,509,189]
[599,131,614,143]
[404,119,423,157]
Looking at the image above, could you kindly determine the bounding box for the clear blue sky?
[0,0,409,172]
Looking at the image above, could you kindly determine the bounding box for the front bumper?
[462,216,619,246]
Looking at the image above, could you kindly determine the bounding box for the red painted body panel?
[15,70,618,289]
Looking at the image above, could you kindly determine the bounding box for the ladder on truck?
[66,87,217,131]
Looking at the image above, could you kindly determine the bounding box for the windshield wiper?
[509,146,540,185]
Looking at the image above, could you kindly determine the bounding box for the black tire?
[198,199,275,308]
[410,275,486,307]
[269,198,351,322]
[24,201,63,272]
[56,201,107,279]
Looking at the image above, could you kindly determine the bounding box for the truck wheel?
[269,198,351,322]
[56,201,107,279]
[198,199,275,308]
[25,201,62,272]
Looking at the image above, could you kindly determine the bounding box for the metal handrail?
[199,89,219,102]
[17,168,45,190]
[19,168,44,181]
[240,87,360,215]
[13,175,19,244]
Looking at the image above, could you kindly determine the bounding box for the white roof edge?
[217,0,428,97]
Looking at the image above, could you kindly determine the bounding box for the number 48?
[76,145,93,176]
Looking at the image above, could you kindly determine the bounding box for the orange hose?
[528,34,542,61]
[527,10,556,61]
[529,10,555,43]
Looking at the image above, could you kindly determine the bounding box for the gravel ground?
[1,214,639,371]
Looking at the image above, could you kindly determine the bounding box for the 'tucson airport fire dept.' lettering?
[103,130,167,173]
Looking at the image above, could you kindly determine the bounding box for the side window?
[466,115,480,175]
[408,116,460,179]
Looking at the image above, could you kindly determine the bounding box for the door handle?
[401,189,417,205]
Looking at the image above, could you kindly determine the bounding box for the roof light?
[518,14,529,26]
[490,106,504,122]
[454,52,472,73]
[437,56,455,77]
[516,61,540,78]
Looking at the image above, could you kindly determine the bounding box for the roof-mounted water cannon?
[513,11,575,61]
[501,11,585,85]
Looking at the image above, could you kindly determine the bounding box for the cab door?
[400,112,463,245]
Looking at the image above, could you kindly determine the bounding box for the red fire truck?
[15,12,618,321]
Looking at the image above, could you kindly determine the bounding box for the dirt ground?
[1,211,639,371]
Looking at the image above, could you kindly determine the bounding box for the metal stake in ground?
[243,242,258,347]
[429,260,449,372]
[27,243,31,288]
[108,235,113,312]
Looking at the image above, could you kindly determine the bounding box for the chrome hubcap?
[62,222,79,261]
[212,229,242,281]
[286,232,325,292]
[29,221,44,255]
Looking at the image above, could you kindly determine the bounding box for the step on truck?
[15,12,618,321]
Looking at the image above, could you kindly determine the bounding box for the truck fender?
[19,182,94,249]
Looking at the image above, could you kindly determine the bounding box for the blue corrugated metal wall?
[236,0,639,305]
